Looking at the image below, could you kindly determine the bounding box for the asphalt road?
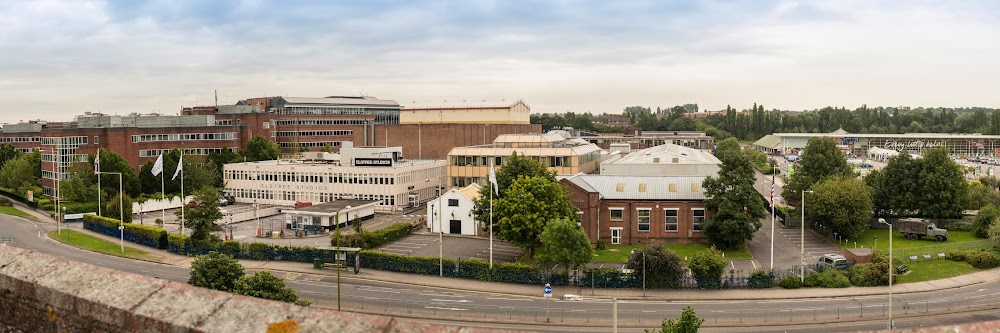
[3,214,1000,332]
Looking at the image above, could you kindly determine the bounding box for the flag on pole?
[172,154,183,180]
[150,154,164,176]
[488,164,499,195]
[770,173,775,205]
[93,152,100,175]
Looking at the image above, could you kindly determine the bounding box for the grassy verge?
[842,229,983,251]
[897,259,979,283]
[48,230,162,261]
[0,206,38,221]
[593,243,753,263]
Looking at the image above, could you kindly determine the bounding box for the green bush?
[802,274,821,288]
[778,276,802,289]
[689,248,727,289]
[60,202,99,214]
[946,250,968,262]
[330,222,411,249]
[83,214,167,249]
[595,241,607,251]
[747,269,775,288]
[966,251,1000,269]
[168,233,189,253]
[848,263,873,287]
[0,196,12,207]
[815,270,851,288]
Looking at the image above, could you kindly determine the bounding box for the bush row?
[330,222,413,249]
[83,214,167,249]
[947,249,1000,269]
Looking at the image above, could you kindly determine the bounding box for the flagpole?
[489,172,493,269]
[160,156,165,224]
[97,148,102,216]
[180,153,185,236]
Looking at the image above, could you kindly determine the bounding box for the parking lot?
[376,233,524,262]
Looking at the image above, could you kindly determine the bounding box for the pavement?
[13,202,1000,304]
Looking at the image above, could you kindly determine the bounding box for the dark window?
[448,199,459,207]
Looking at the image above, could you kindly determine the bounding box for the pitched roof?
[456,183,482,201]
[562,174,707,200]
[604,144,720,165]
[276,96,400,107]
[753,134,781,149]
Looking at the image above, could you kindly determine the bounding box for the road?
[2,214,1000,332]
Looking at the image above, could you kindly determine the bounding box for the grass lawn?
[897,259,979,284]
[0,206,38,221]
[48,230,162,262]
[592,243,752,263]
[842,229,984,251]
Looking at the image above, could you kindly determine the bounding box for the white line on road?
[420,293,466,298]
[431,299,472,303]
[486,297,531,302]
[424,306,467,311]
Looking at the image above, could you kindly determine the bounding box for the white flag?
[488,164,499,195]
[172,154,183,180]
[150,154,164,176]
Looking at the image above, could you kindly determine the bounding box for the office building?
[446,132,603,187]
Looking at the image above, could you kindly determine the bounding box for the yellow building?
[447,132,603,187]
[400,100,531,124]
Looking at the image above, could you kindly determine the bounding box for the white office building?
[223,146,446,211]
[427,184,482,235]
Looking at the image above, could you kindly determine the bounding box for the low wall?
[0,245,518,333]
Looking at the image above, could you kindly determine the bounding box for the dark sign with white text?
[354,158,393,167]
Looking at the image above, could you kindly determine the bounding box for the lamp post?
[879,218,893,329]
[800,190,814,282]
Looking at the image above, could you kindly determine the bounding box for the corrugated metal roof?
[278,96,400,107]
[753,134,781,149]
[494,133,565,144]
[606,144,720,165]
[567,175,707,200]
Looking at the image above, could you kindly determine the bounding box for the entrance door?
[611,228,622,244]
[450,220,462,234]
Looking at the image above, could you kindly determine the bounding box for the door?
[450,220,462,234]
[611,228,622,245]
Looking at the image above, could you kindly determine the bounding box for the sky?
[1,0,998,124]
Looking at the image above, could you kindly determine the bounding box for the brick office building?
[560,174,712,245]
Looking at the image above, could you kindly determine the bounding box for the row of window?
[274,130,353,137]
[132,133,236,143]
[225,170,397,185]
[277,141,344,148]
[42,136,88,145]
[139,148,238,157]
[609,208,705,232]
[229,188,398,207]
[450,155,577,167]
[0,137,40,143]
[274,119,370,126]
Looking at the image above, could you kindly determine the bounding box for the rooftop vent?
[639,183,647,192]
[653,157,660,163]
[615,183,624,192]
[669,184,677,192]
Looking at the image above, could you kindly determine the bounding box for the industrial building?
[222,146,446,211]
[561,174,712,245]
[600,144,721,177]
[446,132,603,187]
[575,129,715,151]
[401,100,531,124]
[753,129,1000,157]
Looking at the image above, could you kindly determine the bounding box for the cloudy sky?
[1,0,997,124]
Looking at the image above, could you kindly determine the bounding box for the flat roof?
[225,158,444,168]
[287,200,379,215]
[605,144,720,165]
[772,132,1000,139]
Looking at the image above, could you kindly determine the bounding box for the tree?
[492,176,575,256]
[0,154,37,192]
[627,245,684,289]
[242,135,280,162]
[689,248,727,289]
[702,138,765,249]
[59,171,99,203]
[973,204,1000,238]
[178,187,223,246]
[647,306,703,333]
[782,137,854,206]
[473,152,556,228]
[0,144,17,169]
[234,271,310,306]
[102,192,133,224]
[535,217,593,275]
[183,161,221,191]
[917,147,967,219]
[93,150,141,197]
[808,176,873,240]
[667,117,697,131]
[865,251,895,286]
[866,152,921,217]
[966,181,1000,211]
[207,147,242,175]
[188,251,244,292]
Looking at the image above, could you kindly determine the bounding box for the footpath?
[21,208,1000,302]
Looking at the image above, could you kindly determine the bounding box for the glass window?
[610,209,623,221]
[665,209,678,231]
[692,209,705,231]
[448,199,459,207]
[637,209,650,232]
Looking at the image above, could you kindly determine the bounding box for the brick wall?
[374,123,542,160]
[0,245,523,333]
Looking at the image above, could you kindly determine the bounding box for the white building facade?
[224,147,446,211]
[427,184,482,235]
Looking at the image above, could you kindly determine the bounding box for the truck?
[897,218,948,241]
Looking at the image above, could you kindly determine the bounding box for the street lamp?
[800,190,814,282]
[879,218,893,329]
[425,177,443,277]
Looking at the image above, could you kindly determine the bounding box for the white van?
[818,254,848,270]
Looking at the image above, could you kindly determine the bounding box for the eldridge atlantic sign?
[354,158,393,167]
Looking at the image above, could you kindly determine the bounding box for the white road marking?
[431,299,471,303]
[486,297,531,302]
[424,306,467,311]
[420,293,466,298]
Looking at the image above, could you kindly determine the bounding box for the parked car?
[818,254,849,270]
[218,197,230,206]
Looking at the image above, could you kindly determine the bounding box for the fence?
[882,239,994,262]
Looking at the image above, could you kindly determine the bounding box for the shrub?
[0,196,12,207]
[815,270,851,288]
[168,233,189,254]
[802,274,821,288]
[689,248,727,289]
[966,251,1000,269]
[627,245,684,289]
[946,250,968,262]
[83,214,168,249]
[582,267,639,289]
[848,263,873,287]
[779,276,802,289]
[330,222,411,249]
[60,202,99,214]
[747,269,775,288]
[595,240,607,251]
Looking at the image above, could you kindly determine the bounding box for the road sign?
[544,283,552,297]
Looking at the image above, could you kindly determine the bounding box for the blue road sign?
[544,283,552,295]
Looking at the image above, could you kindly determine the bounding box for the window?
[637,209,650,232]
[262,122,270,129]
[448,199,459,207]
[692,209,705,231]
[94,136,99,144]
[610,209,623,221]
[665,209,678,231]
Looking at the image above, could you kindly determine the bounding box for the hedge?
[83,214,167,249]
[168,233,189,254]
[173,241,329,264]
[331,222,412,249]
[60,202,100,214]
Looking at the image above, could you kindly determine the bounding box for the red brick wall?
[373,123,542,160]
